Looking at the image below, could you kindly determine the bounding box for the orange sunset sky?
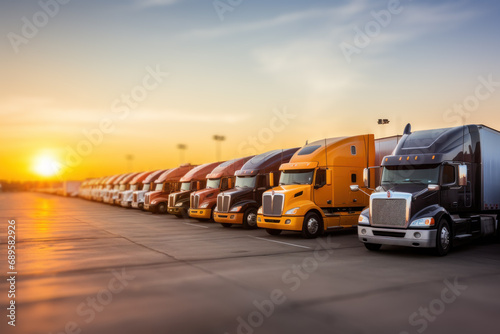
[1,0,500,181]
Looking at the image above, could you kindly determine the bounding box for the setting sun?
[33,155,61,177]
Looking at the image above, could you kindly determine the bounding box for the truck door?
[440,163,461,211]
[313,168,333,208]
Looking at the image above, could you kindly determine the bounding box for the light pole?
[213,135,225,161]
[177,144,187,165]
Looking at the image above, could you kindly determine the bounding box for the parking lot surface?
[1,192,499,334]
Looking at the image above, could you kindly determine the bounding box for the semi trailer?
[144,164,196,214]
[131,169,168,210]
[352,124,500,255]
[188,156,253,220]
[214,148,299,229]
[167,162,222,218]
[257,135,400,238]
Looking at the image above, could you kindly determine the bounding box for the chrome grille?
[168,194,176,207]
[217,194,231,213]
[190,194,199,209]
[133,193,137,202]
[263,193,284,216]
[145,194,150,205]
[371,198,407,227]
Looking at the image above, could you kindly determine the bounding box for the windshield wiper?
[401,179,425,184]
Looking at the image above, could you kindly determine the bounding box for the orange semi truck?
[144,164,196,214]
[120,171,155,208]
[214,148,299,229]
[131,169,168,210]
[167,162,222,218]
[188,156,253,220]
[257,135,400,238]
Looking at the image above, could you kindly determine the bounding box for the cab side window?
[315,169,326,188]
[442,165,456,185]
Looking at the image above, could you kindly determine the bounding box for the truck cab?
[112,172,140,205]
[257,135,398,238]
[353,124,500,255]
[188,156,253,221]
[103,174,130,203]
[167,162,222,218]
[144,164,196,214]
[214,148,299,229]
[120,171,155,208]
[131,169,168,210]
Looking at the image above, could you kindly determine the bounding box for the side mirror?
[458,165,468,186]
[428,184,441,191]
[196,181,201,190]
[350,185,360,192]
[363,168,369,188]
[227,178,233,189]
[326,169,332,185]
[268,173,274,187]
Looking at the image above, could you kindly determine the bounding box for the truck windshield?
[180,182,191,191]
[235,176,256,188]
[143,184,150,191]
[119,185,126,191]
[155,183,163,191]
[382,165,440,185]
[206,179,220,189]
[279,169,314,185]
[129,185,137,191]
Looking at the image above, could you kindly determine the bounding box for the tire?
[364,243,382,251]
[242,208,258,229]
[157,202,167,214]
[301,212,323,239]
[434,219,452,256]
[221,223,232,228]
[138,203,144,210]
[266,229,282,236]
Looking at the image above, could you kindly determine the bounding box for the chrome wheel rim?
[440,226,450,249]
[247,212,257,226]
[307,218,319,235]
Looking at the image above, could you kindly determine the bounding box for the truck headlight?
[410,217,435,227]
[358,215,370,225]
[285,207,299,215]
[229,206,242,212]
[175,202,184,207]
[257,207,263,214]
[200,203,209,208]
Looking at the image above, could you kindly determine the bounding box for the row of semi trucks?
[79,124,500,256]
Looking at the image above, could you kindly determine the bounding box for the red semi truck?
[167,162,222,218]
[131,169,168,210]
[188,156,253,221]
[120,171,156,208]
[144,164,196,214]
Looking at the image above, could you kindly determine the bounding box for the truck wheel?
[138,203,144,210]
[157,203,167,214]
[266,229,282,236]
[302,212,323,239]
[243,208,258,229]
[434,219,451,256]
[364,243,382,251]
[221,223,232,228]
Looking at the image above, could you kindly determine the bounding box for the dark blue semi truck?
[352,124,500,255]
